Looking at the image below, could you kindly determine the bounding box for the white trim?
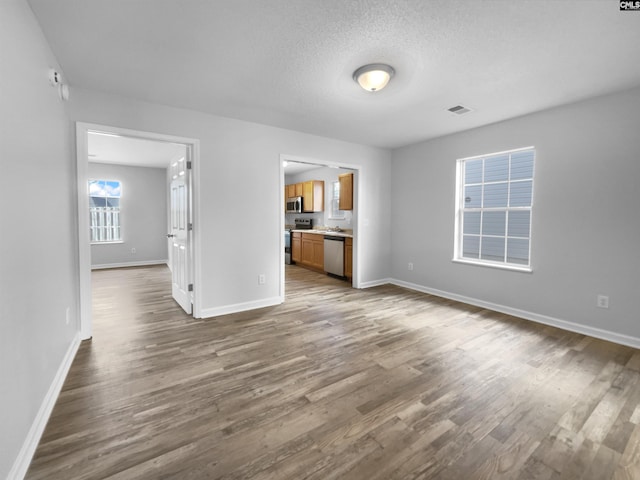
[200,296,282,319]
[279,156,286,305]
[359,278,393,289]
[451,258,532,273]
[76,122,201,333]
[279,153,362,295]
[7,334,81,480]
[91,259,169,270]
[190,142,202,318]
[76,125,91,340]
[389,279,640,350]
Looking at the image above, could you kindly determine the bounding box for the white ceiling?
[29,0,640,149]
[88,132,186,168]
[283,161,322,176]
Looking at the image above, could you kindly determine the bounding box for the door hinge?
[188,223,193,231]
[188,283,193,292]
[187,160,192,169]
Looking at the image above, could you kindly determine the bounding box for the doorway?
[76,123,201,339]
[279,154,361,300]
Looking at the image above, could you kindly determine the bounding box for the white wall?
[89,163,168,268]
[0,0,79,477]
[67,88,392,315]
[391,86,640,344]
[285,166,355,230]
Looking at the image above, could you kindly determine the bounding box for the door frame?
[76,122,201,339]
[279,154,362,300]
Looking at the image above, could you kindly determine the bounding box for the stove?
[294,218,313,230]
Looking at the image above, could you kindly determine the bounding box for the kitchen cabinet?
[292,232,301,263]
[345,237,353,279]
[303,180,324,212]
[285,183,303,199]
[300,233,324,271]
[339,172,353,211]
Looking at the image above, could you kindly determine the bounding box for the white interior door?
[169,154,192,314]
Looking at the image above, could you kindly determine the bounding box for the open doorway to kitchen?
[76,123,201,340]
[279,154,361,301]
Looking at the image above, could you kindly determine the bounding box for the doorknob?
[166,234,175,238]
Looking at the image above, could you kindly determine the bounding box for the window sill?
[91,241,124,245]
[328,216,346,220]
[452,257,532,273]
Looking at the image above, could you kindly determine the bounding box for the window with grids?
[454,147,534,269]
[89,179,121,243]
[330,181,345,219]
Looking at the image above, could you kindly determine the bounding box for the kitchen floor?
[26,265,640,479]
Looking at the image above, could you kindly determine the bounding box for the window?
[454,147,535,270]
[89,179,122,243]
[330,181,345,219]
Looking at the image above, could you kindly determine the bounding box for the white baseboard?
[8,333,81,480]
[199,296,283,319]
[389,279,640,350]
[359,277,393,289]
[91,259,168,270]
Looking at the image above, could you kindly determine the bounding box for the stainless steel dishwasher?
[324,235,345,277]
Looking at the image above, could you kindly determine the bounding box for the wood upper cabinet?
[292,232,301,263]
[285,183,303,198]
[339,172,354,211]
[302,180,324,212]
[345,237,353,279]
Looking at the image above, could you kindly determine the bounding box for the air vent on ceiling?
[448,105,472,115]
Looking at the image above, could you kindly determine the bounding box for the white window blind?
[454,147,535,269]
[330,181,345,219]
[89,179,122,243]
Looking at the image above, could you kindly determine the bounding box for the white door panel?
[169,155,192,314]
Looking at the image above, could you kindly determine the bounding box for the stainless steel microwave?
[286,196,302,213]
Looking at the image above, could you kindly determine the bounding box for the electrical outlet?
[131,247,136,254]
[408,262,414,271]
[597,295,609,309]
[258,274,266,285]
[65,307,70,325]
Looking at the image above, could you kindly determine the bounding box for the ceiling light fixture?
[353,63,395,92]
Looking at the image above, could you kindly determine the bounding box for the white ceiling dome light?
[353,63,395,92]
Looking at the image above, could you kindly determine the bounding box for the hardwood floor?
[26,265,640,479]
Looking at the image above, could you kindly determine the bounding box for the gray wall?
[9,0,639,475]
[0,0,79,477]
[89,163,168,268]
[67,88,392,315]
[391,86,640,342]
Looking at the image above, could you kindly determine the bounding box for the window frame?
[89,178,123,244]
[329,180,346,220]
[453,146,535,272]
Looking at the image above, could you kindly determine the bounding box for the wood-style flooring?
[26,265,640,479]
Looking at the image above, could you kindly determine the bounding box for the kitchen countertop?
[291,229,353,238]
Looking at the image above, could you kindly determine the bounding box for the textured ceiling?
[28,0,640,149]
